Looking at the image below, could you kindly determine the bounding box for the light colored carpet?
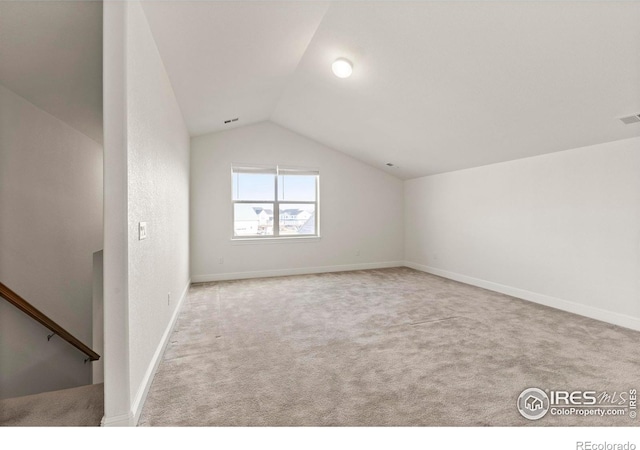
[0,383,103,426]
[139,268,640,426]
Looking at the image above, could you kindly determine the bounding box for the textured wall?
[405,137,640,328]
[0,84,103,399]
[125,1,190,410]
[190,121,404,281]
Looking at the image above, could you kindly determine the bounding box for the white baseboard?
[191,261,404,283]
[130,279,191,425]
[403,261,640,332]
[101,411,134,427]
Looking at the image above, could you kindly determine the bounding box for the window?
[231,165,319,239]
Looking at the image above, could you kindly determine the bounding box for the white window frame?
[231,164,320,240]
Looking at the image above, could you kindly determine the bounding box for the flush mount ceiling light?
[332,58,353,78]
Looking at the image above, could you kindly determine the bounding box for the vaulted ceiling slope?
[0,1,103,144]
[144,1,640,179]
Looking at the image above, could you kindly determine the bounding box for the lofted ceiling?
[0,1,103,144]
[141,1,330,137]
[143,1,640,179]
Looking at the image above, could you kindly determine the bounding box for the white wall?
[92,250,104,384]
[405,137,640,330]
[102,0,130,425]
[0,84,103,399]
[102,0,190,426]
[126,0,190,420]
[191,121,404,281]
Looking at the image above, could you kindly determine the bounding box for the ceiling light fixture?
[332,58,353,78]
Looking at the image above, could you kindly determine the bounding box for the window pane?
[279,203,316,235]
[278,175,316,201]
[234,203,274,236]
[233,173,275,201]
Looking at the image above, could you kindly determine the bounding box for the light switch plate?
[139,222,148,240]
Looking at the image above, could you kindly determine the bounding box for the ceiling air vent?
[619,114,640,125]
[224,118,239,124]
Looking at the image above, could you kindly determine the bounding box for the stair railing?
[0,282,100,362]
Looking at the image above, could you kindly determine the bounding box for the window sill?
[230,236,321,245]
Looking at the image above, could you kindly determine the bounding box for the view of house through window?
[232,165,319,238]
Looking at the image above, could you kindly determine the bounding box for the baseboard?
[403,261,640,332]
[101,411,134,427]
[129,279,191,425]
[191,261,404,283]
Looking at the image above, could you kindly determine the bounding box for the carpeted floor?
[0,383,103,426]
[138,267,640,426]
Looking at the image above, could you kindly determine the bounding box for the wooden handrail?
[0,282,100,361]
